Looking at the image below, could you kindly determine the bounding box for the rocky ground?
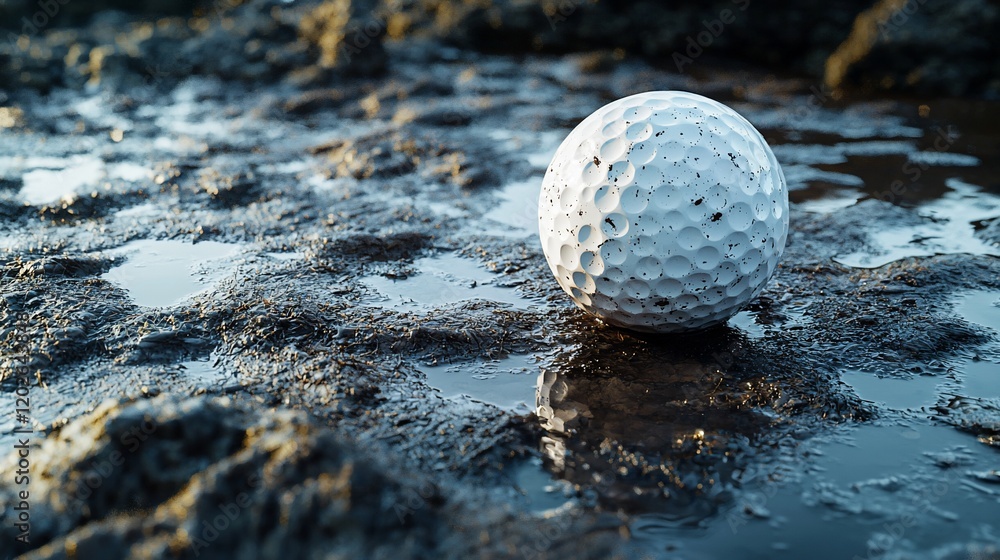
[1,1,999,559]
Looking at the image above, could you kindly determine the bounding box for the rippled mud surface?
[2,45,1000,559]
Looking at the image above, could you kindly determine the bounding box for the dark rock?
[3,0,1000,96]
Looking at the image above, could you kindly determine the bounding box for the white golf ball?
[538,91,788,333]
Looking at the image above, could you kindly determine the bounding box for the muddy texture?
[0,395,619,560]
[2,2,1000,559]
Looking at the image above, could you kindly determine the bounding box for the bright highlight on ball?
[538,91,789,333]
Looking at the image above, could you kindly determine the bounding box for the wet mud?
[1,2,1000,559]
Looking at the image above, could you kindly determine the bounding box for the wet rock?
[395,0,857,72]
[4,1,999,95]
[385,0,997,96]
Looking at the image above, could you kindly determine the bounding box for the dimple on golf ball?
[538,91,788,333]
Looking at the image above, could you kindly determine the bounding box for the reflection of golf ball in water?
[538,91,788,333]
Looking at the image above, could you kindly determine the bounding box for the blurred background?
[2,0,999,97]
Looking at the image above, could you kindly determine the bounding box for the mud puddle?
[626,285,1000,559]
[835,179,1000,268]
[508,456,576,514]
[0,155,152,205]
[961,360,999,401]
[174,354,232,389]
[632,418,1000,559]
[483,178,542,237]
[482,128,562,236]
[842,370,941,410]
[101,239,244,307]
[361,252,545,311]
[420,352,539,411]
[956,290,1000,333]
[954,290,1000,398]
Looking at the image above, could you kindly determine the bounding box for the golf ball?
[538,91,788,333]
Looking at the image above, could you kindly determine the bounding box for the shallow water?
[361,252,544,311]
[957,290,1000,332]
[484,178,543,237]
[102,239,244,307]
[0,154,154,205]
[175,354,231,388]
[842,370,941,409]
[421,352,539,411]
[835,179,1000,268]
